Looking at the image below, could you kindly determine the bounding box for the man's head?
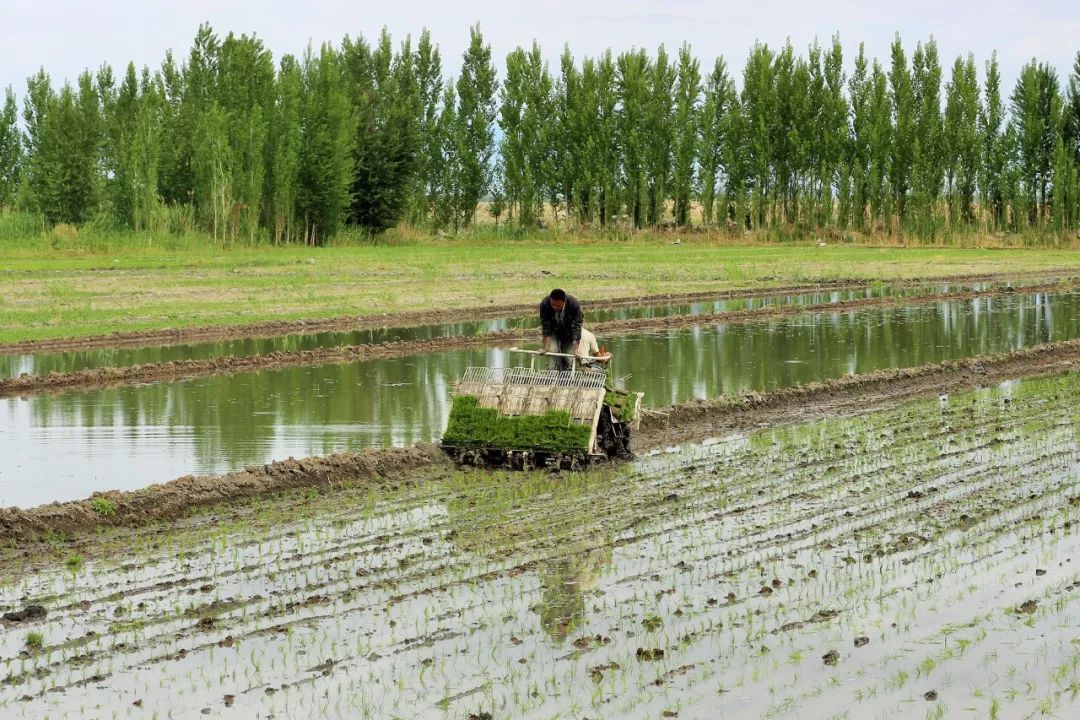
[549,288,566,311]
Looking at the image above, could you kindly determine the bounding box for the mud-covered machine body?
[441,348,643,469]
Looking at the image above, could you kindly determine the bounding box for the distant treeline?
[0,24,1078,244]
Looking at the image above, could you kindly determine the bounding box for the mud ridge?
[0,445,452,543]
[635,336,1080,449]
[2,268,1072,355]
[4,279,1076,398]
[4,336,1080,542]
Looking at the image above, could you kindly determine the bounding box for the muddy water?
[2,373,1079,718]
[2,290,1078,506]
[0,282,990,377]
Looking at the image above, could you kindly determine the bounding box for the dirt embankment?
[4,279,1077,398]
[0,445,451,543]
[2,268,1073,355]
[634,336,1080,450]
[3,335,1080,543]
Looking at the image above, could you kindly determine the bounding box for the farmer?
[577,328,611,368]
[539,288,583,371]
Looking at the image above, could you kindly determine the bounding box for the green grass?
[90,498,117,517]
[24,631,44,650]
[441,395,592,452]
[1,216,1078,344]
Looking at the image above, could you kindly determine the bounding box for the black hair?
[550,288,566,301]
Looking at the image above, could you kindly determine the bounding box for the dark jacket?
[539,293,583,342]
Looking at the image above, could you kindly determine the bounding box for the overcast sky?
[1,0,1077,98]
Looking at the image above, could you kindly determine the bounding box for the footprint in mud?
[854,636,870,647]
[636,647,665,661]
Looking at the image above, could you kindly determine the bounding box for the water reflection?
[0,282,980,378]
[2,291,1077,506]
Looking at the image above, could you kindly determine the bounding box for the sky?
[1,0,1077,99]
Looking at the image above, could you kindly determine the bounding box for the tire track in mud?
[5,269,1069,355]
[2,372,1078,718]
[3,279,1077,398]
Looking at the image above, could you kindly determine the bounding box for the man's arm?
[567,298,583,343]
[539,300,556,338]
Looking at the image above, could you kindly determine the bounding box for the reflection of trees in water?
[613,293,1080,404]
[537,545,613,642]
[21,348,492,467]
[11,292,1080,469]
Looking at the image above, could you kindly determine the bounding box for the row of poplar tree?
[0,24,1079,243]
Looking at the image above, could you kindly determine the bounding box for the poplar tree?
[943,54,980,225]
[868,61,893,230]
[979,53,1007,229]
[0,87,20,210]
[431,81,460,230]
[1064,52,1080,165]
[888,36,915,229]
[616,49,650,228]
[910,39,944,236]
[820,36,849,229]
[741,43,775,228]
[697,57,734,226]
[344,30,423,233]
[267,54,303,243]
[453,25,497,228]
[101,63,163,231]
[216,32,274,242]
[848,45,872,229]
[644,46,675,225]
[296,43,355,244]
[671,44,701,226]
[410,30,443,226]
[594,52,620,226]
[500,42,553,228]
[1011,61,1061,224]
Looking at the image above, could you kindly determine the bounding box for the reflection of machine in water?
[537,545,613,642]
[444,476,615,644]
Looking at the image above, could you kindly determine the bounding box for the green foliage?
[672,44,701,227]
[499,42,553,229]
[343,30,423,233]
[603,389,637,423]
[1011,61,1062,225]
[91,497,118,517]
[452,25,497,229]
[22,70,103,223]
[25,631,44,650]
[5,26,1080,243]
[442,395,592,452]
[296,43,355,244]
[0,87,20,210]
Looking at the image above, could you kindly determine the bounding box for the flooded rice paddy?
[3,291,1080,506]
[0,281,1007,378]
[1,371,1078,718]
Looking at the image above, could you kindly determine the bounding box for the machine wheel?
[597,405,633,460]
